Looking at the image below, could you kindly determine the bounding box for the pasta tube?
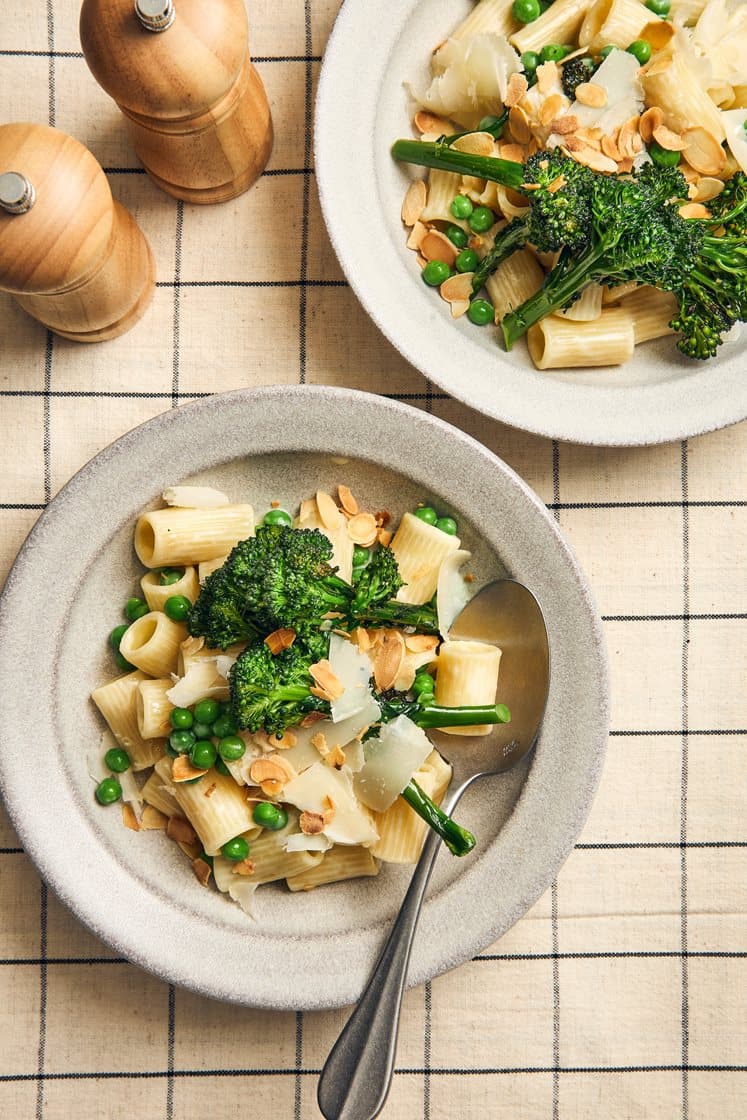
[449,0,518,40]
[118,612,187,678]
[372,750,452,863]
[618,285,678,343]
[510,0,591,53]
[390,512,461,604]
[526,308,635,369]
[172,767,255,855]
[137,678,174,739]
[134,504,255,568]
[91,670,164,771]
[141,757,181,817]
[421,169,464,222]
[140,565,199,612]
[640,53,725,141]
[435,640,502,735]
[579,0,651,52]
[485,249,545,321]
[286,846,380,891]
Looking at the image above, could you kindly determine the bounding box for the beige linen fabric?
[1,1,746,1117]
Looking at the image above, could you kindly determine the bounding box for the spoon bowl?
[318,578,550,1120]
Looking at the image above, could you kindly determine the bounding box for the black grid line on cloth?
[680,440,691,1120]
[297,0,313,385]
[0,50,322,62]
[166,984,176,1120]
[424,979,432,1118]
[294,1010,303,1120]
[102,166,314,175]
[550,440,561,1120]
[171,200,184,407]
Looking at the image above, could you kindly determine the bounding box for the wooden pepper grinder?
[0,122,155,342]
[79,0,274,204]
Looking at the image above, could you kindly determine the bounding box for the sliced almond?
[678,201,711,219]
[375,509,391,527]
[414,110,454,135]
[346,512,379,546]
[616,156,634,173]
[508,105,531,145]
[539,93,565,127]
[273,729,297,749]
[300,710,327,727]
[298,496,317,523]
[310,685,334,702]
[401,180,427,227]
[641,18,674,50]
[141,805,168,830]
[204,782,217,798]
[300,811,326,835]
[404,634,439,653]
[264,627,296,655]
[378,527,393,546]
[499,143,527,163]
[310,731,328,755]
[122,803,140,832]
[682,127,727,175]
[166,815,198,844]
[231,858,256,877]
[618,116,642,160]
[316,490,341,530]
[601,134,622,162]
[373,630,406,692]
[536,61,559,94]
[452,132,495,156]
[249,754,297,790]
[324,744,346,769]
[550,115,579,136]
[178,839,202,861]
[572,145,618,173]
[652,124,687,152]
[337,484,358,515]
[691,176,725,203]
[505,72,529,108]
[172,756,208,783]
[309,659,346,700]
[440,272,474,303]
[351,626,371,652]
[420,229,458,267]
[407,220,428,251]
[192,857,212,886]
[574,82,607,109]
[562,135,585,153]
[639,106,664,145]
[575,128,602,151]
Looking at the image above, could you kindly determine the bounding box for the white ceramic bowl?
[0,387,608,1009]
[315,0,747,446]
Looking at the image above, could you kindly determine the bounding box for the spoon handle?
[317,786,466,1120]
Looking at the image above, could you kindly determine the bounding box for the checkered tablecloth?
[1,2,745,1117]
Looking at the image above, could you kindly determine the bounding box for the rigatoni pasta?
[134,503,255,567]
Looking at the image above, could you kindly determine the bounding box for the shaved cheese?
[354,716,433,813]
[119,768,143,821]
[393,647,437,693]
[437,549,473,637]
[284,832,334,852]
[568,48,643,133]
[690,0,747,89]
[723,109,747,173]
[343,740,365,773]
[166,661,229,708]
[415,34,522,125]
[212,856,259,918]
[161,486,231,509]
[282,763,378,846]
[328,633,375,723]
[280,697,381,775]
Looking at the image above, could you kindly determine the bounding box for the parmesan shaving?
[161,486,231,509]
[284,832,334,853]
[282,763,378,846]
[413,34,522,126]
[166,661,229,708]
[354,716,433,813]
[436,549,473,638]
[328,633,376,723]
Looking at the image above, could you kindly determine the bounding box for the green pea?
[352,545,370,568]
[412,672,435,697]
[169,729,196,754]
[109,624,129,651]
[213,713,237,739]
[104,747,131,773]
[115,651,135,672]
[170,707,194,730]
[193,698,220,725]
[468,206,494,233]
[164,742,180,758]
[645,0,670,13]
[262,508,293,528]
[450,194,474,219]
[164,594,192,622]
[455,248,479,274]
[414,506,438,525]
[435,516,458,535]
[445,224,468,249]
[521,50,540,74]
[512,0,541,22]
[191,740,217,770]
[627,38,651,64]
[540,43,571,62]
[191,721,214,740]
[649,141,681,167]
[218,735,246,761]
[124,597,149,622]
[252,802,289,830]
[467,298,495,326]
[95,777,122,805]
[221,836,250,862]
[600,44,617,58]
[422,260,452,287]
[215,757,231,776]
[158,567,184,586]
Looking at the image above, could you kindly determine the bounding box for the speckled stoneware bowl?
[315,0,747,447]
[0,386,608,1009]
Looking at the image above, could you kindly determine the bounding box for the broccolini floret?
[561,56,598,100]
[229,638,327,735]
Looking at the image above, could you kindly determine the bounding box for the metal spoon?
[317,578,550,1120]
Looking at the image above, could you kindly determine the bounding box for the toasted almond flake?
[178,839,202,861]
[539,94,564,126]
[404,634,439,653]
[249,755,297,789]
[618,117,642,160]
[351,626,371,651]
[452,132,495,156]
[576,126,603,144]
[639,107,664,145]
[640,18,674,50]
[375,509,391,527]
[499,143,527,163]
[346,512,379,546]
[679,202,711,219]
[300,810,326,835]
[141,805,168,830]
[575,82,608,109]
[508,105,531,145]
[270,500,280,508]
[311,732,327,754]
[316,490,341,530]
[274,729,297,749]
[692,177,725,203]
[401,180,426,227]
[616,157,634,173]
[414,110,454,135]
[260,779,284,797]
[192,857,212,886]
[373,630,406,692]
[572,145,618,173]
[440,272,474,303]
[167,815,198,844]
[682,128,727,176]
[505,72,529,108]
[420,229,458,267]
[406,220,428,251]
[550,115,579,136]
[448,297,469,319]
[601,134,622,161]
[536,61,558,93]
[231,858,256,877]
[309,659,346,700]
[300,710,327,727]
[652,124,687,152]
[337,484,358,515]
[310,685,333,702]
[562,136,584,153]
[172,756,208,783]
[122,803,140,832]
[378,528,393,546]
[264,627,296,656]
[324,744,346,769]
[298,497,317,523]
[204,782,217,799]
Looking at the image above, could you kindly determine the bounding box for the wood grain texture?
[0,123,155,341]
[80,0,273,203]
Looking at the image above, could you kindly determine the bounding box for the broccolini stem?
[391,139,524,190]
[471,218,527,294]
[401,779,475,857]
[500,245,607,348]
[410,703,511,729]
[356,602,440,633]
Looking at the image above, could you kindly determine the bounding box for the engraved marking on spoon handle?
[317,784,469,1120]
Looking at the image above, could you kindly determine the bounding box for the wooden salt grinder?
[0,123,155,342]
[80,0,274,204]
